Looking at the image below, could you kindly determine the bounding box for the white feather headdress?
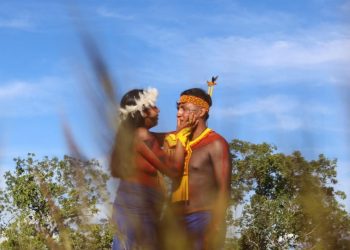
[119,88,158,120]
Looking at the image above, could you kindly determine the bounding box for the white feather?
[119,87,158,120]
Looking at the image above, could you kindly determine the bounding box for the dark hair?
[180,88,212,120]
[110,89,147,178]
[120,89,147,128]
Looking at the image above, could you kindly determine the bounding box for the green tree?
[0,153,113,250]
[226,139,350,250]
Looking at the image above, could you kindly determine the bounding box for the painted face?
[144,106,159,128]
[176,102,200,127]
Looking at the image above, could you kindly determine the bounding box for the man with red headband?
[164,88,232,250]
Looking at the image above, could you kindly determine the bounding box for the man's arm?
[207,137,232,248]
[150,131,168,147]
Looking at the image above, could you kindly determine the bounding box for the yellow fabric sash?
[171,128,212,202]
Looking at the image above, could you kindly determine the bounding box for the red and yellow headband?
[178,95,210,111]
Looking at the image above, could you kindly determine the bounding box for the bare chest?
[188,147,213,173]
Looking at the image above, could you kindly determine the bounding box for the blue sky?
[1,0,350,210]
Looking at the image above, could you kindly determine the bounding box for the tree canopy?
[1,139,350,250]
[0,153,113,250]
[227,139,350,249]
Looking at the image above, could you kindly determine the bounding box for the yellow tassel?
[164,133,177,148]
[171,128,212,203]
[171,175,189,202]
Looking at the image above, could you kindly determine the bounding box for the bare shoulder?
[207,132,231,165]
[209,131,229,148]
[135,127,153,140]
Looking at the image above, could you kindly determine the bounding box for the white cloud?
[0,77,74,117]
[340,0,350,13]
[255,39,350,67]
[0,18,33,29]
[94,2,350,87]
[216,95,331,117]
[97,7,133,20]
[184,36,350,71]
[130,23,350,87]
[213,95,333,131]
[218,95,298,116]
[0,81,36,99]
[274,114,303,131]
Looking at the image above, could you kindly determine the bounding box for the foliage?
[0,153,113,250]
[227,139,350,250]
[2,141,350,250]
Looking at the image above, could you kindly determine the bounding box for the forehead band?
[178,95,209,112]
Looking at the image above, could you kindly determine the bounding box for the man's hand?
[177,112,198,131]
[165,112,198,149]
[176,112,198,147]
